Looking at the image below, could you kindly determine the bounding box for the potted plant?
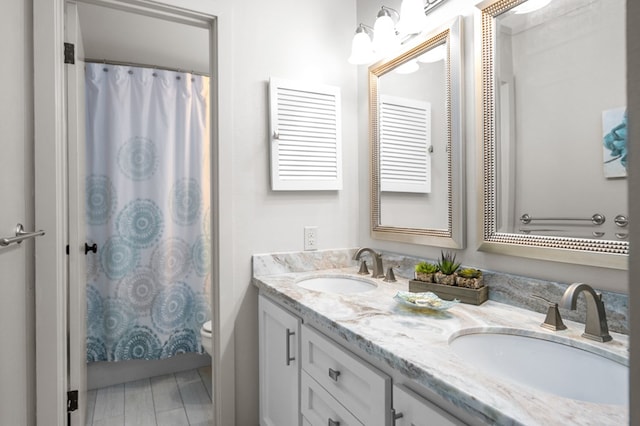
[434,251,460,286]
[456,268,484,289]
[414,261,439,283]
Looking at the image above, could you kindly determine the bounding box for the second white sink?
[449,329,628,405]
[297,276,377,294]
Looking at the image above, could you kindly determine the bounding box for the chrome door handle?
[0,223,45,247]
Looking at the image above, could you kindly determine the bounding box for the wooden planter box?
[409,279,488,305]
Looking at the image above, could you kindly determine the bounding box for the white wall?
[0,1,35,425]
[357,0,628,293]
[229,0,359,423]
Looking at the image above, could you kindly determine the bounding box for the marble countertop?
[253,266,629,426]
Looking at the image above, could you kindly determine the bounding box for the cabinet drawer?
[301,324,390,426]
[393,385,464,426]
[301,371,363,426]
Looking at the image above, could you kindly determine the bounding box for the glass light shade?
[395,59,419,74]
[373,14,400,55]
[348,31,375,65]
[512,0,552,14]
[397,0,427,35]
[417,44,446,63]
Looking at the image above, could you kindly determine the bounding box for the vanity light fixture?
[512,0,552,14]
[349,0,451,65]
[348,24,375,65]
[373,6,401,56]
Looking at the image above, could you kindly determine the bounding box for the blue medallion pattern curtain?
[84,63,211,362]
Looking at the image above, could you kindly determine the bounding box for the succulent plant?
[436,251,461,275]
[415,261,439,274]
[458,268,482,279]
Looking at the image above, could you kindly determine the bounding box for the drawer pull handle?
[392,409,404,425]
[328,419,340,426]
[328,368,341,381]
[285,328,295,366]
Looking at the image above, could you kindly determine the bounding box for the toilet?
[200,320,212,356]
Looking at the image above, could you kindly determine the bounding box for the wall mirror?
[369,16,465,248]
[477,0,628,269]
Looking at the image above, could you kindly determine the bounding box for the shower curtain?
[84,63,211,362]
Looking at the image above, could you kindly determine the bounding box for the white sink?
[449,330,628,405]
[296,276,377,294]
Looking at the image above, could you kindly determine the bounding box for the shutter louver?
[269,78,342,191]
[379,95,431,193]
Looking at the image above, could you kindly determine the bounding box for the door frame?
[33,0,235,424]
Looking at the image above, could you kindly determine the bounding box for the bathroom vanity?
[253,250,629,426]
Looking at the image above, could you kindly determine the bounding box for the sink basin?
[296,276,377,294]
[449,330,628,405]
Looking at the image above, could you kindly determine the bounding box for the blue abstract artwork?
[602,107,627,178]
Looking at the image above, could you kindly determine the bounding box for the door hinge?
[64,43,75,64]
[67,390,78,412]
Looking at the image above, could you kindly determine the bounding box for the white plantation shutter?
[269,77,342,191]
[379,95,431,193]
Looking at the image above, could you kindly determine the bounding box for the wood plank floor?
[86,366,213,426]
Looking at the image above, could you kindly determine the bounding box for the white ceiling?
[77,3,210,74]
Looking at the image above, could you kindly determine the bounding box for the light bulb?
[397,0,427,35]
[348,30,375,65]
[373,11,400,56]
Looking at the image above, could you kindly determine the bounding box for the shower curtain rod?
[85,58,210,77]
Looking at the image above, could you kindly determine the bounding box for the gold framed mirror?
[477,0,628,269]
[369,16,465,248]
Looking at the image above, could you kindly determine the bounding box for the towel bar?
[520,213,605,226]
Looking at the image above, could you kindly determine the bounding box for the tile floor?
[86,366,212,426]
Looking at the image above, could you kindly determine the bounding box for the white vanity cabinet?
[392,385,464,426]
[258,294,466,426]
[300,324,391,426]
[259,295,301,426]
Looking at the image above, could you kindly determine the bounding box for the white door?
[0,2,37,424]
[65,2,88,425]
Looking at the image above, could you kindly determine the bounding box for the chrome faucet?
[353,248,385,278]
[560,283,612,342]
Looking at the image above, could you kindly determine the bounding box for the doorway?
[33,0,232,424]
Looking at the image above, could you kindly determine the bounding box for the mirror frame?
[369,16,465,249]
[476,0,628,269]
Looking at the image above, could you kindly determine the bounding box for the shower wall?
[77,3,212,389]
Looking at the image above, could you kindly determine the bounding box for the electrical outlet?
[304,226,318,251]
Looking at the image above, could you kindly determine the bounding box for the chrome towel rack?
[519,213,606,226]
[0,223,46,247]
